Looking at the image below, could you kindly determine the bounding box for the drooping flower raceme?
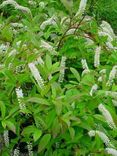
[94,46,101,68]
[40,40,57,55]
[0,0,32,16]
[90,84,98,96]
[98,104,116,129]
[75,0,87,17]
[27,142,33,156]
[13,147,20,156]
[106,66,117,86]
[3,130,9,147]
[16,87,26,111]
[58,56,67,83]
[81,59,89,70]
[40,16,57,30]
[88,130,114,147]
[28,63,44,89]
[106,148,117,156]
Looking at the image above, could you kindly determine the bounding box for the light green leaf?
[38,134,51,152]
[70,67,80,82]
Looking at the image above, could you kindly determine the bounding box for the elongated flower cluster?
[106,66,117,86]
[40,40,57,55]
[13,147,20,156]
[11,22,23,28]
[106,148,117,156]
[0,0,32,16]
[58,56,67,83]
[94,46,101,68]
[105,91,117,99]
[88,130,114,147]
[99,21,116,50]
[98,104,116,129]
[81,59,89,70]
[27,142,33,156]
[3,130,9,147]
[75,0,87,17]
[90,84,98,96]
[40,16,57,30]
[28,63,44,89]
[16,87,26,111]
[81,59,90,76]
[0,43,9,53]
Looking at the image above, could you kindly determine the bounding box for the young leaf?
[38,134,51,153]
[70,67,80,82]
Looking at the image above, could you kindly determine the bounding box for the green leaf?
[3,120,16,133]
[38,134,51,152]
[70,67,80,82]
[46,54,52,70]
[0,101,6,119]
[27,97,50,105]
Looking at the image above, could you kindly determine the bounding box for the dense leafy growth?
[0,0,117,156]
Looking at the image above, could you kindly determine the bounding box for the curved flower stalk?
[106,148,117,156]
[16,87,26,111]
[90,84,98,96]
[28,63,44,89]
[98,104,116,129]
[94,46,101,68]
[3,130,9,147]
[40,16,57,30]
[58,56,67,83]
[27,142,33,156]
[40,40,57,55]
[106,66,117,86]
[0,0,32,16]
[13,147,20,156]
[75,0,87,17]
[88,130,114,147]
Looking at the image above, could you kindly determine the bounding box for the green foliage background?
[0,0,117,156]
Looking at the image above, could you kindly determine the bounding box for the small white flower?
[112,100,117,107]
[81,59,89,70]
[13,147,20,156]
[82,69,90,76]
[75,0,87,17]
[90,84,98,96]
[99,69,106,74]
[106,66,117,86]
[40,40,57,55]
[106,148,117,156]
[66,28,76,35]
[105,91,117,99]
[58,56,67,83]
[98,103,116,129]
[27,142,33,156]
[0,0,32,15]
[0,43,9,53]
[34,57,44,66]
[16,87,26,111]
[3,130,9,147]
[39,2,45,9]
[40,16,57,30]
[11,23,23,28]
[88,130,114,147]
[98,76,103,82]
[94,46,101,68]
[28,63,44,89]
